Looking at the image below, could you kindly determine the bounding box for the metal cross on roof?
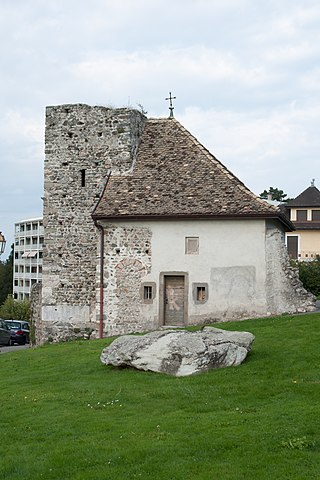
[165,92,176,118]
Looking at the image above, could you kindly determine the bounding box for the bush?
[292,258,320,296]
[0,295,30,320]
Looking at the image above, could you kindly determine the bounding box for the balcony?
[297,251,320,261]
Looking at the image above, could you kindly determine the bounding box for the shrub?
[0,295,31,320]
[291,258,320,296]
[301,260,320,296]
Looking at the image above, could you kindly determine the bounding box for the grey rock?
[100,327,255,377]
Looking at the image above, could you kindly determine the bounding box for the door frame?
[286,233,300,259]
[159,272,189,326]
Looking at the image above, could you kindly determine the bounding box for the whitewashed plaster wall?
[100,218,315,337]
[100,219,269,335]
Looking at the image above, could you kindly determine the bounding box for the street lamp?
[0,232,6,256]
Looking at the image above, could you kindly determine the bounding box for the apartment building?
[13,217,44,300]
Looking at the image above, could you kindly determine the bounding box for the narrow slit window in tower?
[81,169,86,187]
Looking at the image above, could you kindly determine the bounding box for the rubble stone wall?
[39,104,146,343]
[265,223,316,314]
[99,223,155,337]
[30,282,42,345]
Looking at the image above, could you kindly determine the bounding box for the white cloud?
[265,42,318,63]
[69,46,272,94]
[254,3,320,42]
[180,102,320,196]
[300,67,320,91]
[1,0,320,257]
[0,110,43,145]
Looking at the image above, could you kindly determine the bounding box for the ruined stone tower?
[39,104,146,342]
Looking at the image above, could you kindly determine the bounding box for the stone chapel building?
[35,103,315,343]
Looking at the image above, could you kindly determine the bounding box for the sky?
[1,0,320,258]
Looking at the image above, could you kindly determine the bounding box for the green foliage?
[0,295,30,320]
[0,244,13,305]
[1,314,320,479]
[259,186,290,202]
[292,258,320,296]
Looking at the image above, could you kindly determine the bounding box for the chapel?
[34,104,315,343]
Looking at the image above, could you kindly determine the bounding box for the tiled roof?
[93,118,290,226]
[287,186,320,207]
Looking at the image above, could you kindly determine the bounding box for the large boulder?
[100,327,255,377]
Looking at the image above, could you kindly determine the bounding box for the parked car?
[0,319,11,345]
[5,320,30,345]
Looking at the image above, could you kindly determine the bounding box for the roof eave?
[92,212,295,231]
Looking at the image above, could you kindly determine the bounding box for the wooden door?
[164,276,185,326]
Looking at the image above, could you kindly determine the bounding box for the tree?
[259,187,290,202]
[0,244,13,305]
[0,296,30,320]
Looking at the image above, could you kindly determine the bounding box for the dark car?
[5,320,30,345]
[0,319,11,345]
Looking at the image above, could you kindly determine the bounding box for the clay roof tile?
[92,117,291,228]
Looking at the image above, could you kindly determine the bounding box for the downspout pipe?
[95,222,105,339]
[92,171,111,339]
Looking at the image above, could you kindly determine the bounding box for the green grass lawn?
[1,314,320,480]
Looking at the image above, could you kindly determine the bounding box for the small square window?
[144,286,152,300]
[197,286,206,302]
[185,237,199,255]
[140,282,156,304]
[193,283,208,304]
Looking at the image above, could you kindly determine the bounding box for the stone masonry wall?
[100,223,155,336]
[265,224,316,314]
[40,104,146,343]
[30,282,42,345]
